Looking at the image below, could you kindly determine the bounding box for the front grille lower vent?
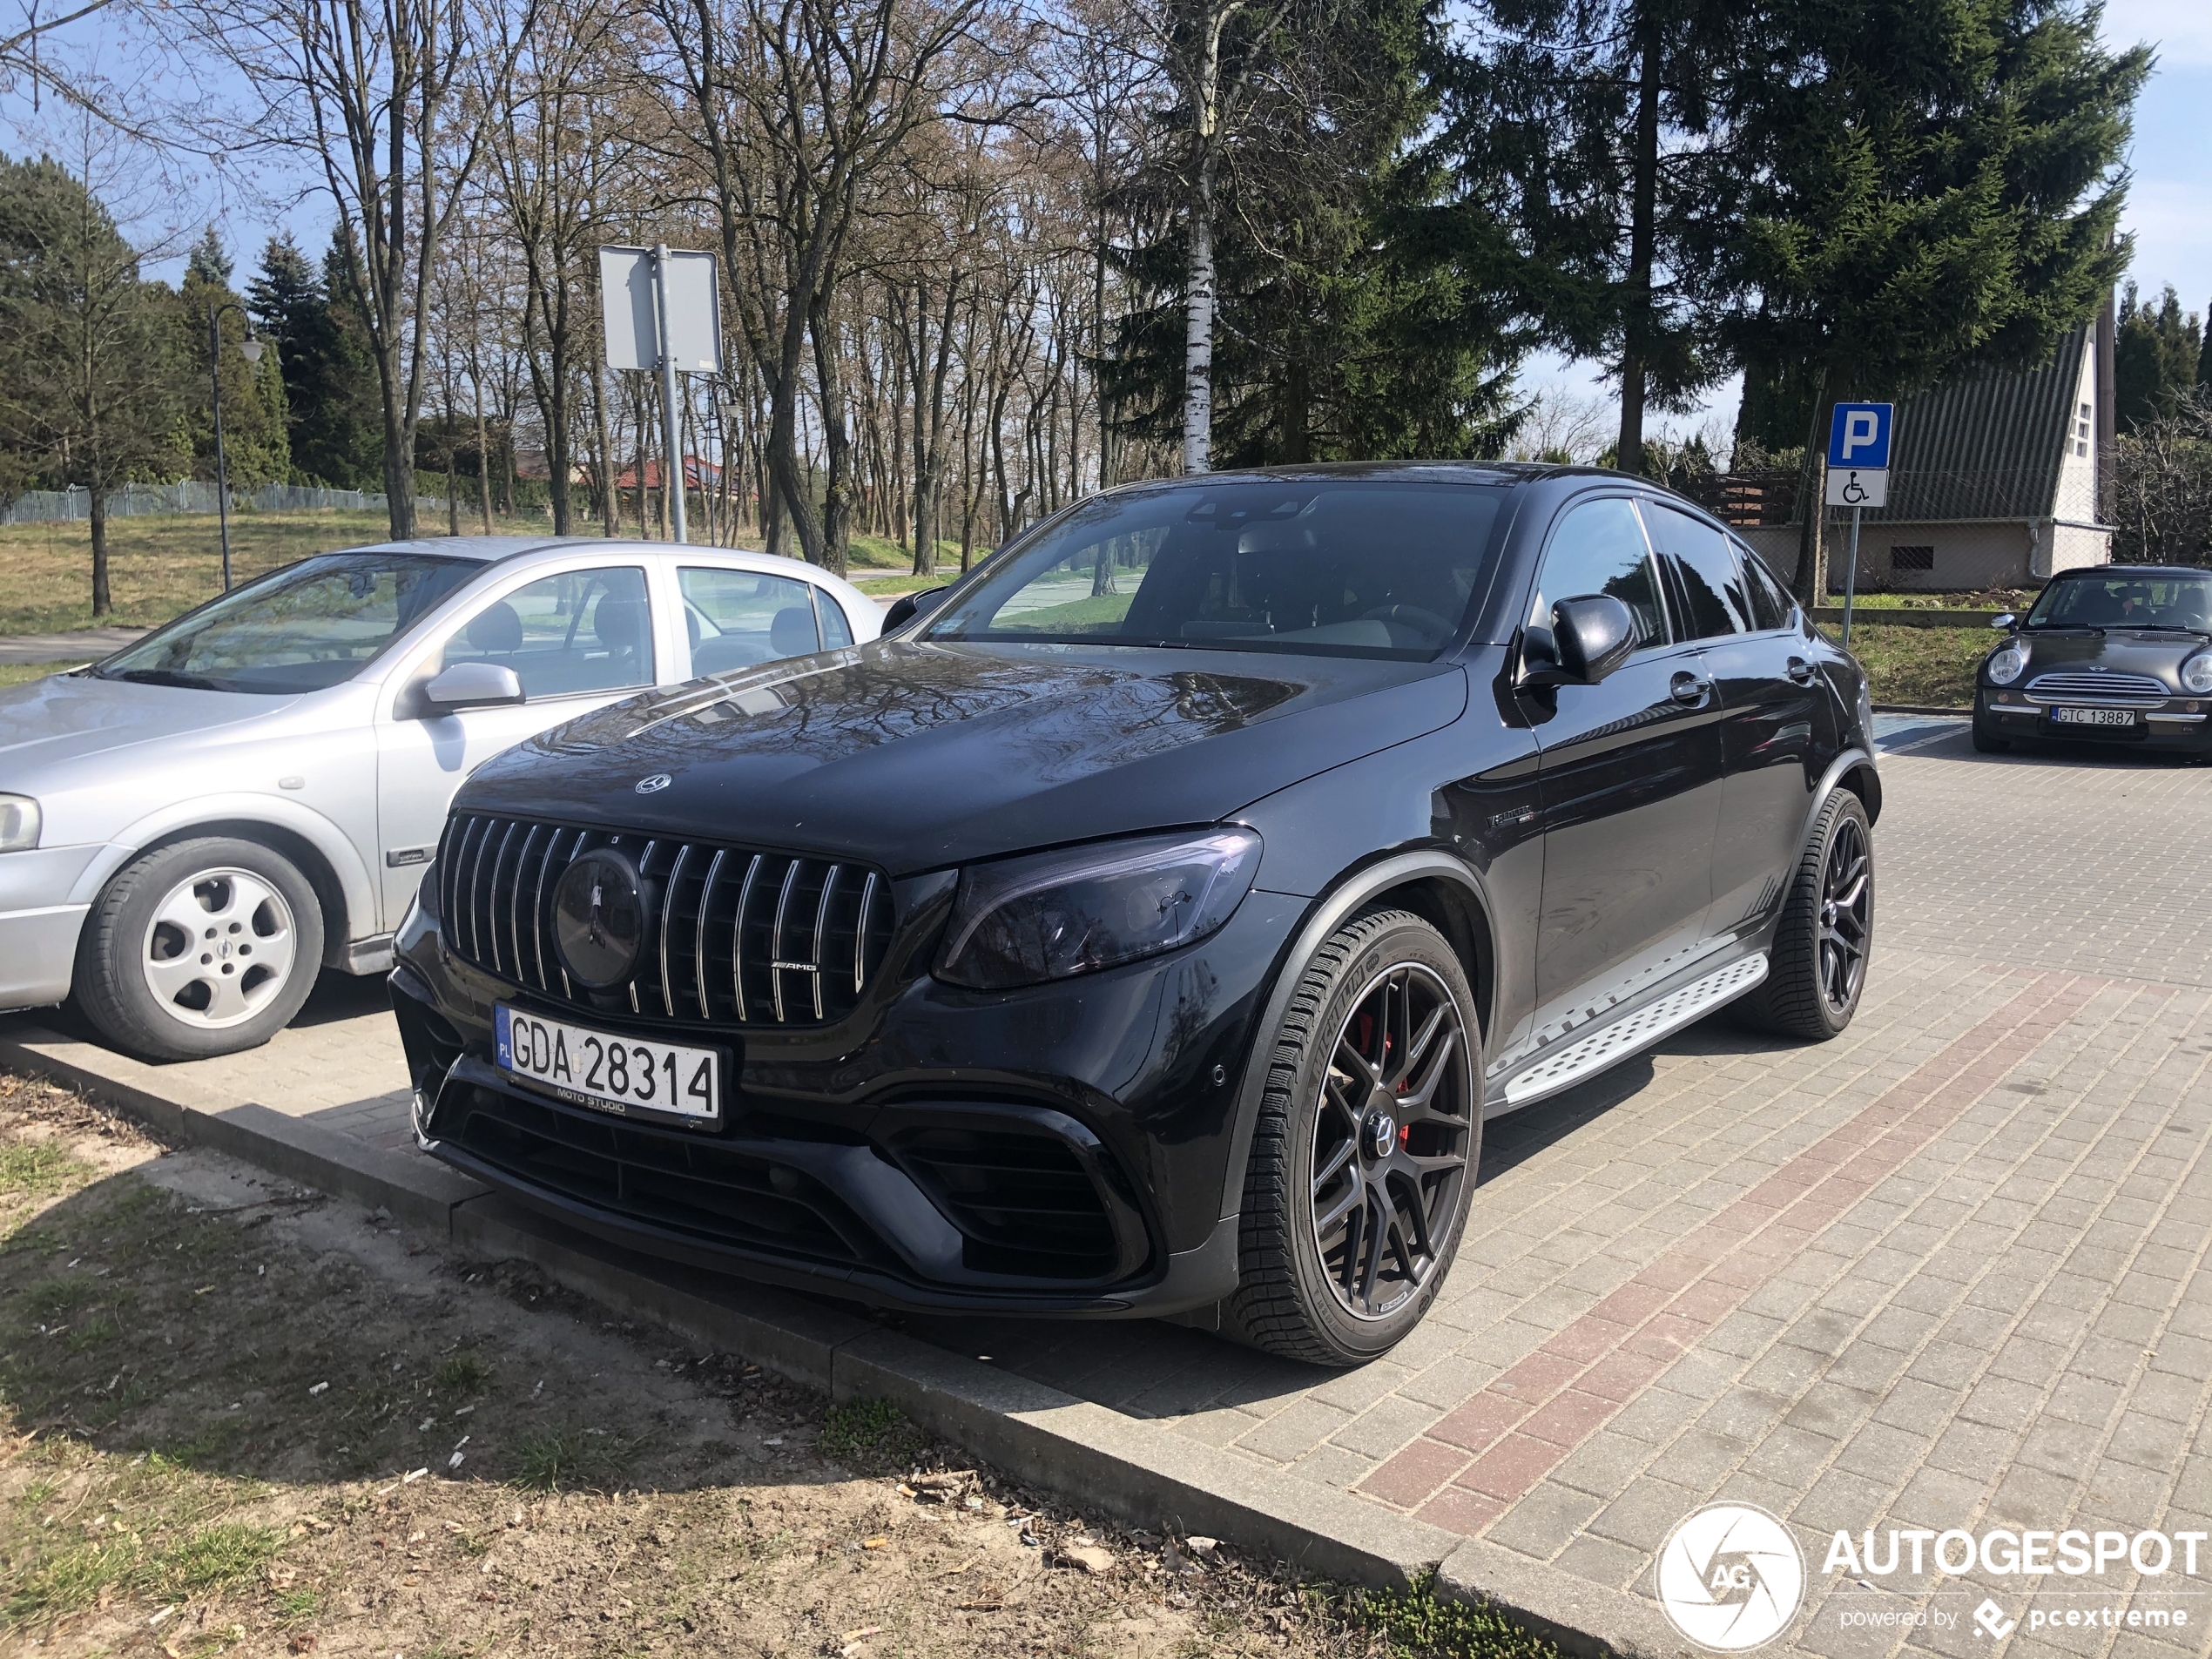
[890,1127,1121,1280]
[437,813,893,1028]
[2024,671,2169,705]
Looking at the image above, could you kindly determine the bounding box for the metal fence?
[0,482,444,525]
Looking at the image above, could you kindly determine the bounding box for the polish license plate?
[2049,706,2137,727]
[495,1004,721,1124]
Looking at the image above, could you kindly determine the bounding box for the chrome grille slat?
[695,848,725,1021]
[770,860,801,1023]
[732,854,763,1021]
[2025,670,2169,706]
[809,867,838,1021]
[660,845,689,1020]
[855,872,879,995]
[438,814,888,1029]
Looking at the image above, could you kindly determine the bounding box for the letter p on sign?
[1828,402,1894,470]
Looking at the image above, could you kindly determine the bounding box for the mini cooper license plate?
[495,1004,721,1124]
[2049,706,2138,727]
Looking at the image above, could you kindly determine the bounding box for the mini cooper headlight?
[1986,644,2028,686]
[0,794,40,853]
[2182,654,2212,695]
[937,828,1263,990]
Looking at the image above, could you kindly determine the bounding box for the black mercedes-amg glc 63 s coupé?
[389,463,1881,1366]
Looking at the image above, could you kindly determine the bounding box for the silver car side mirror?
[1989,613,2016,631]
[419,662,525,715]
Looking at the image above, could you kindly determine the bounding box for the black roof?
[2048,564,2207,579]
[1857,326,2089,524]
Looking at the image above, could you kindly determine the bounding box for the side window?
[681,567,821,676]
[1530,497,1669,651]
[1733,543,1796,632]
[814,588,855,649]
[1645,502,1748,639]
[442,566,653,698]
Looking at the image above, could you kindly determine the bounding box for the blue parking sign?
[1827,402,1893,470]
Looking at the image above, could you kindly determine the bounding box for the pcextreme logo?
[1656,1504,1807,1651]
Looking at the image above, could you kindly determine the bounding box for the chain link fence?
[0,482,444,526]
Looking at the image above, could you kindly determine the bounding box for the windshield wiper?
[2027,624,2103,636]
[2109,624,2212,639]
[105,667,227,691]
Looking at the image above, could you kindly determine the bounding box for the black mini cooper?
[1973,565,2212,757]
[389,464,1881,1366]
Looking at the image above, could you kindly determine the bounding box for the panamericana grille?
[436,813,893,1028]
[2024,671,2170,706]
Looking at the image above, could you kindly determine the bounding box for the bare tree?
[188,0,529,536]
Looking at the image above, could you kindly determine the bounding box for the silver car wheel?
[139,867,300,1030]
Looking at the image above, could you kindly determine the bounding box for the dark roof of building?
[1860,326,2088,524]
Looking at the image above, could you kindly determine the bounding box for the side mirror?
[416,661,524,716]
[883,586,949,632]
[1989,613,2017,631]
[1523,595,1636,687]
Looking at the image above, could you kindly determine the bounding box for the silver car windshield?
[98,551,479,695]
[922,481,1507,661]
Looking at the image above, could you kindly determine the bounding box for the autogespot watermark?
[1656,1511,2206,1650]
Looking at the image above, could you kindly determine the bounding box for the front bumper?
[389,880,1303,1317]
[0,844,104,1008]
[1978,690,2212,752]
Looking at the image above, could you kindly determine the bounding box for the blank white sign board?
[599,246,722,374]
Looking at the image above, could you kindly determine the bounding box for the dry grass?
[0,1070,1561,1659]
[0,512,543,638]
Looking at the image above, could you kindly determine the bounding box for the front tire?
[1227,909,1480,1366]
[73,837,325,1062]
[1740,792,1872,1041]
[1971,713,2010,752]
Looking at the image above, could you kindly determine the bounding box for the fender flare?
[69,794,381,948]
[1803,746,1882,847]
[1213,848,1496,1224]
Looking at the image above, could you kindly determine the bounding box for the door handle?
[1787,657,1816,685]
[1669,671,1711,705]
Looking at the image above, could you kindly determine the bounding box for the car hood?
[2013,630,2208,688]
[458,639,1469,873]
[0,670,286,772]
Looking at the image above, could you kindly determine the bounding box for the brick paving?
[8,725,2212,1656]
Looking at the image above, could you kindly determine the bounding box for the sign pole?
[1842,507,1862,647]
[651,243,688,544]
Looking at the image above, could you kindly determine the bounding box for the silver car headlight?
[0,794,40,852]
[2182,654,2212,695]
[936,828,1263,990]
[1986,644,2028,686]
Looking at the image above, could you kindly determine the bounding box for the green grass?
[0,1143,89,1197]
[845,533,962,572]
[1833,621,1991,708]
[435,1351,494,1394]
[816,1398,927,1473]
[994,592,1134,632]
[1348,1581,1570,1659]
[0,509,538,637]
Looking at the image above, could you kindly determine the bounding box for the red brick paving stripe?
[1357,971,2104,1523]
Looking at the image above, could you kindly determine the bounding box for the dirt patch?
[0,1070,1560,1659]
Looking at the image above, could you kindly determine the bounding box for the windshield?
[923,480,1507,660]
[2025,574,2212,632]
[98,551,481,695]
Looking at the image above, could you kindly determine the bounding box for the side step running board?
[1498,953,1769,1110]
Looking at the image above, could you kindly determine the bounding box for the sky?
[4,0,2205,459]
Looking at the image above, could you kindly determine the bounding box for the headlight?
[2182,655,2212,695]
[0,794,40,853]
[1986,644,2028,686]
[936,828,1263,990]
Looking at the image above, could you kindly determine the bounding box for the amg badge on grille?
[552,847,648,988]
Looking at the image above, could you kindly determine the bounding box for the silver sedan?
[0,535,880,1061]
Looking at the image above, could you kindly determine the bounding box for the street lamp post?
[206,302,266,592]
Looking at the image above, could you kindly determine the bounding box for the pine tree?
[246,233,379,489]
[185,224,233,287]
[2114,282,2203,430]
[1718,0,2148,602]
[180,228,287,489]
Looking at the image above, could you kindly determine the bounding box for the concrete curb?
[3,1017,1669,1656]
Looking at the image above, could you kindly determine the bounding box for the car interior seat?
[769,604,819,658]
[465,601,523,656]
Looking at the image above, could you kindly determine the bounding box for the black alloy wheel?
[1230,908,1480,1366]
[1816,811,1872,1016]
[1740,790,1874,1041]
